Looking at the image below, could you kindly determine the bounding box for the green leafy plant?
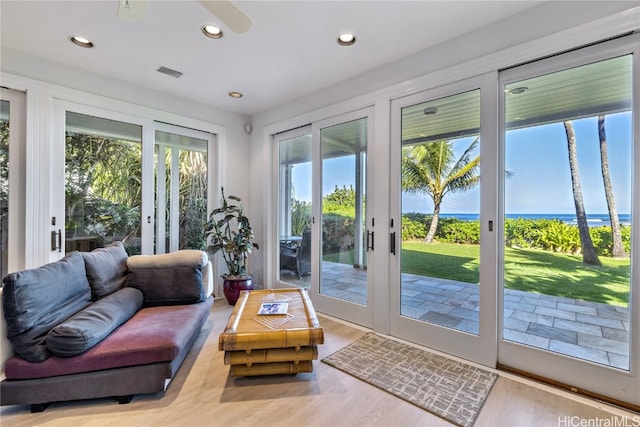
[204,188,254,278]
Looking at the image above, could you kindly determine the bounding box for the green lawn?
[401,241,630,306]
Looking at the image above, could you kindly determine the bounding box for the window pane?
[320,117,368,305]
[400,89,481,334]
[65,112,142,254]
[154,130,208,253]
[278,132,312,287]
[503,55,632,370]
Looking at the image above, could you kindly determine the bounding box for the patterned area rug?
[322,333,497,427]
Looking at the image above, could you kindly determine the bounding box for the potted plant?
[204,188,255,305]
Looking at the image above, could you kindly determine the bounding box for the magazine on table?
[258,302,289,315]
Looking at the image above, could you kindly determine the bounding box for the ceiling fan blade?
[198,0,252,33]
[116,0,148,22]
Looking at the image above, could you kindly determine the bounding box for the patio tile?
[415,292,449,304]
[522,296,556,309]
[503,329,550,349]
[548,341,609,365]
[556,302,597,316]
[527,323,577,344]
[540,294,576,305]
[578,334,629,356]
[445,298,479,311]
[596,307,629,322]
[401,289,422,298]
[608,353,630,371]
[319,262,629,369]
[602,326,629,343]
[504,317,529,332]
[400,296,425,307]
[576,313,625,330]
[553,318,602,336]
[419,311,461,329]
[511,310,554,327]
[504,300,536,313]
[456,319,479,335]
[534,306,576,321]
[508,289,541,298]
[503,293,523,303]
[449,306,480,322]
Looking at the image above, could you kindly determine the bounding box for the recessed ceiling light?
[337,32,356,46]
[202,25,223,39]
[423,107,438,116]
[229,91,243,98]
[69,35,94,48]
[508,86,528,95]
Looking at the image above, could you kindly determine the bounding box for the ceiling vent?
[157,66,183,79]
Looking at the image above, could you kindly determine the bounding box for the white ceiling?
[0,1,545,116]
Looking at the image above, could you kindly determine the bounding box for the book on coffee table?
[258,302,289,315]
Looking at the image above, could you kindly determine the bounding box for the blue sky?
[291,111,632,216]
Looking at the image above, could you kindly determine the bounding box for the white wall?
[248,1,640,289]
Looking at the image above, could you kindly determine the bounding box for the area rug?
[321,333,497,427]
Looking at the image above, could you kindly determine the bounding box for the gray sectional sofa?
[0,242,214,412]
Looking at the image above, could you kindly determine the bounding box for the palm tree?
[402,138,480,243]
[563,121,601,266]
[598,115,625,258]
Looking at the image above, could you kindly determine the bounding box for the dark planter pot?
[222,275,254,305]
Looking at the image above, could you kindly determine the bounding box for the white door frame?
[309,107,375,328]
[389,73,498,367]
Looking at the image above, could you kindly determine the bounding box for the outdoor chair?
[280,228,311,278]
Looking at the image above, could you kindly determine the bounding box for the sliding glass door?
[64,111,144,254]
[276,110,374,327]
[154,123,212,254]
[57,104,216,258]
[498,38,638,403]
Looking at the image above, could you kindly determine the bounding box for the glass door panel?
[310,109,373,328]
[65,112,143,254]
[400,90,481,334]
[391,76,495,366]
[319,117,368,306]
[499,40,638,405]
[277,129,312,288]
[502,55,632,370]
[154,128,209,253]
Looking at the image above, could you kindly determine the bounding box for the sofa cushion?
[82,241,129,300]
[4,297,213,379]
[46,287,143,357]
[2,252,92,362]
[125,250,207,306]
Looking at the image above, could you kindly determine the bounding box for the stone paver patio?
[282,261,630,370]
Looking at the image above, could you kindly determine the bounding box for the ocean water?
[438,213,631,227]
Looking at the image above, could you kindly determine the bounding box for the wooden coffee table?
[218,288,324,376]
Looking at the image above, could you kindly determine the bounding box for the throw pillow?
[46,287,143,357]
[2,252,92,362]
[125,250,206,306]
[82,241,129,300]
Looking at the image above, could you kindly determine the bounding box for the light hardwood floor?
[1,298,637,427]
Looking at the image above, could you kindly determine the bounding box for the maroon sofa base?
[0,296,213,410]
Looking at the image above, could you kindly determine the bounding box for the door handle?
[51,229,61,252]
[366,230,374,251]
[390,232,396,255]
